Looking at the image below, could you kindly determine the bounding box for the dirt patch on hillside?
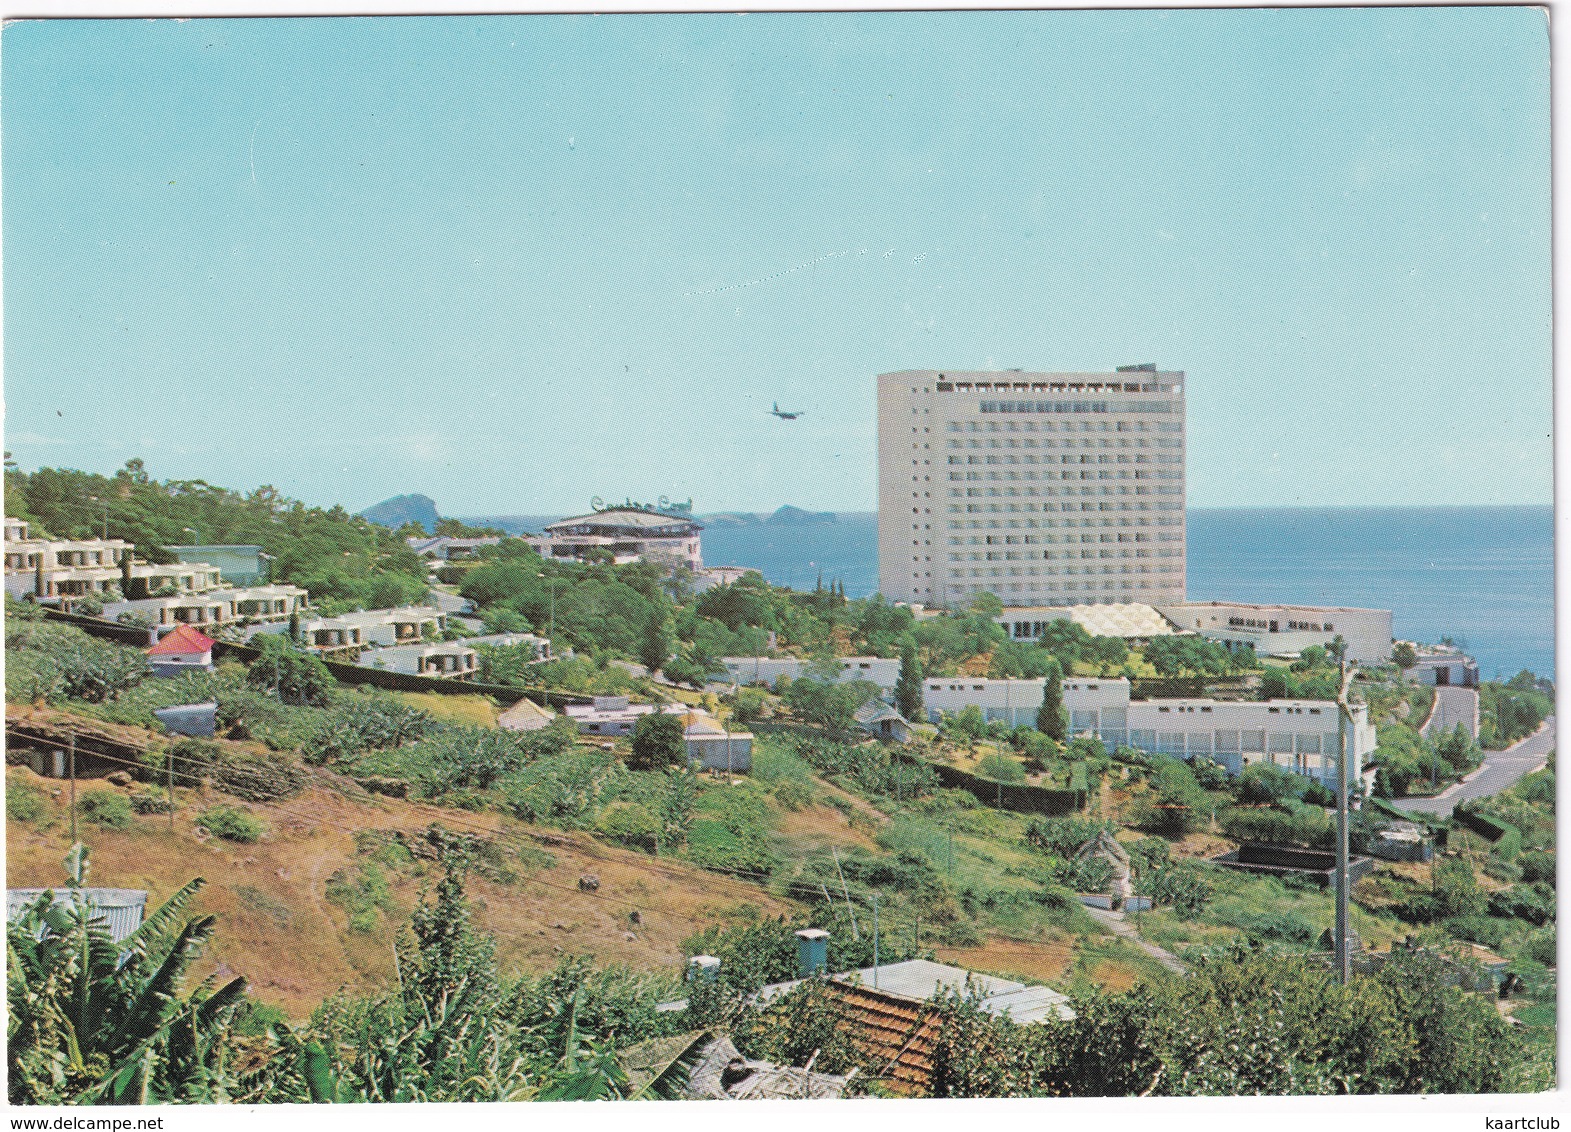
[775,805,881,852]
[7,769,797,1021]
[934,933,1075,985]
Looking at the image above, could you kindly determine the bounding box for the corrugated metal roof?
[754,959,1074,1096]
[7,887,147,943]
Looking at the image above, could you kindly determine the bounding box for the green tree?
[628,711,687,771]
[1392,641,1419,672]
[246,634,333,707]
[894,640,924,721]
[637,607,675,675]
[969,590,1004,618]
[1036,658,1067,742]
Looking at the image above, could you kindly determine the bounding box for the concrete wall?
[1158,601,1393,665]
[722,656,901,693]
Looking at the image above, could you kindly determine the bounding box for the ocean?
[695,506,1555,682]
[473,506,1555,681]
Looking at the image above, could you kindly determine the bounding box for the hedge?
[1452,804,1522,860]
[39,611,592,709]
[901,752,1081,815]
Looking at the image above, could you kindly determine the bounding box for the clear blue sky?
[2,9,1550,515]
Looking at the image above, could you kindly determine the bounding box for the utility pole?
[1334,659,1357,984]
[872,892,880,989]
[68,734,77,844]
[167,744,176,832]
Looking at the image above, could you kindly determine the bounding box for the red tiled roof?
[147,623,215,656]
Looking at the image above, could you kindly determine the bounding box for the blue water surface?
[696,506,1555,681]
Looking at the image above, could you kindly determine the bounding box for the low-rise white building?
[145,623,215,676]
[527,506,702,571]
[920,675,1374,788]
[296,606,448,655]
[1156,601,1393,665]
[680,710,753,772]
[407,535,503,561]
[1408,648,1480,688]
[464,631,553,660]
[358,641,477,679]
[105,583,309,630]
[995,602,1182,643]
[722,655,901,693]
[690,565,764,594]
[564,695,668,737]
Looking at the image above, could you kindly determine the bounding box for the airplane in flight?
[770,402,804,420]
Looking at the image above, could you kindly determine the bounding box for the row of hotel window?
[950,471,1184,481]
[945,517,1182,530]
[946,419,1183,433]
[955,533,1173,544]
[948,501,1185,513]
[942,445,1181,455]
[943,565,1183,577]
[924,582,1179,595]
[977,400,1177,414]
[951,550,1182,561]
[955,488,1184,498]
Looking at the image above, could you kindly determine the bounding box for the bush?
[771,778,815,811]
[594,801,660,852]
[6,781,47,823]
[629,711,687,771]
[128,790,173,815]
[1189,757,1229,790]
[1221,806,1334,850]
[1443,915,1514,949]
[1520,927,1556,967]
[975,753,1027,784]
[1518,851,1556,885]
[198,804,264,843]
[1233,763,1308,806]
[78,789,133,830]
[1024,815,1112,856]
[1144,860,1213,915]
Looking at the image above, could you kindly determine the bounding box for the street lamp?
[183,526,201,547]
[1334,658,1359,984]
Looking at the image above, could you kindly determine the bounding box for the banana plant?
[7,845,247,1105]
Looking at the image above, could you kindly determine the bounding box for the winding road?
[1396,717,1555,815]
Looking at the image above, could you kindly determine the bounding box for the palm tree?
[7,844,246,1105]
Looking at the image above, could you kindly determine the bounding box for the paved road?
[1397,716,1555,815]
[1421,685,1481,740]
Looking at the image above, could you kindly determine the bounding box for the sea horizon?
[459,503,1553,683]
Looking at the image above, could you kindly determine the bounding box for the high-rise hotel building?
[877,366,1187,608]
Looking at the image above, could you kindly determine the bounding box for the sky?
[1,9,1551,516]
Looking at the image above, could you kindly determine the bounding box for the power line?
[51,740,1111,954]
[46,748,706,951]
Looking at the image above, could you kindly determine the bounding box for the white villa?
[297,606,448,656]
[4,516,309,630]
[922,675,1375,789]
[358,641,478,679]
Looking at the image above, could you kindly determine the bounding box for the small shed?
[854,700,914,743]
[146,623,215,677]
[682,711,753,773]
[153,702,219,738]
[497,697,557,733]
[7,887,147,944]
